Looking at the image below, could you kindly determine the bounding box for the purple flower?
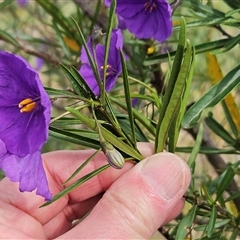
[35,57,44,71]
[105,0,172,42]
[17,0,29,7]
[79,29,123,96]
[0,51,51,200]
[117,15,127,30]
[131,98,139,107]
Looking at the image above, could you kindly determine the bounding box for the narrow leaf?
[215,167,235,201]
[63,149,101,184]
[41,164,110,207]
[110,97,156,136]
[205,114,236,145]
[175,205,198,240]
[155,17,186,152]
[49,127,100,149]
[0,0,14,10]
[35,0,74,40]
[207,205,217,237]
[229,228,239,240]
[182,64,240,128]
[206,52,240,135]
[0,30,20,47]
[60,64,91,99]
[168,46,195,151]
[187,123,203,173]
[120,50,136,147]
[102,0,116,100]
[72,18,100,86]
[156,40,193,152]
[66,107,143,160]
[144,38,230,66]
[223,0,240,9]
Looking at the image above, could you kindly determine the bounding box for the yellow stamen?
[144,1,157,13]
[18,98,37,113]
[101,64,113,77]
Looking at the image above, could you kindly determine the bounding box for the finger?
[0,143,154,226]
[163,197,185,224]
[59,152,191,239]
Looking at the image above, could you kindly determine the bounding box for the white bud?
[101,141,125,169]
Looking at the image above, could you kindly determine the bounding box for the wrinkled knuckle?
[106,189,154,237]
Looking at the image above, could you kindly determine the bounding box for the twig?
[17,40,60,66]
[171,0,183,14]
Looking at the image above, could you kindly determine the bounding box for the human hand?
[0,143,191,239]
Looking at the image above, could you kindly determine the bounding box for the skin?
[0,143,191,239]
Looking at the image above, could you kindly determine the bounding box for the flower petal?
[0,51,51,157]
[107,0,172,42]
[0,151,52,200]
[79,29,123,96]
[79,64,100,95]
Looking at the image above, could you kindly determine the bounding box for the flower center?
[144,0,157,13]
[18,98,37,113]
[101,64,117,77]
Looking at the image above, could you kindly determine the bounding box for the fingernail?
[141,153,189,200]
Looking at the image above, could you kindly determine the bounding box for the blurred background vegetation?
[0,0,240,239]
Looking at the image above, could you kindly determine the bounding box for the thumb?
[60,152,191,239]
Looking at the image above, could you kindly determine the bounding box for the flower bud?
[101,141,125,169]
[91,27,105,46]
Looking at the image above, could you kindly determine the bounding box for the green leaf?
[194,219,230,231]
[183,0,225,18]
[0,0,14,10]
[51,117,84,126]
[156,39,194,152]
[102,0,116,100]
[168,47,195,151]
[120,50,136,147]
[214,166,235,201]
[225,190,240,202]
[201,183,215,204]
[49,127,100,149]
[110,97,156,137]
[52,20,71,59]
[89,0,102,33]
[63,149,101,184]
[155,17,186,152]
[117,115,148,142]
[205,114,236,145]
[176,146,238,154]
[182,64,240,128]
[66,107,143,160]
[72,17,101,90]
[173,17,238,31]
[143,38,230,66]
[223,0,240,9]
[175,205,198,240]
[45,87,78,97]
[206,205,217,237]
[41,164,110,207]
[0,29,20,47]
[225,8,240,17]
[187,123,203,173]
[60,64,91,99]
[217,34,240,54]
[35,0,74,40]
[229,228,239,240]
[69,66,95,98]
[221,100,240,141]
